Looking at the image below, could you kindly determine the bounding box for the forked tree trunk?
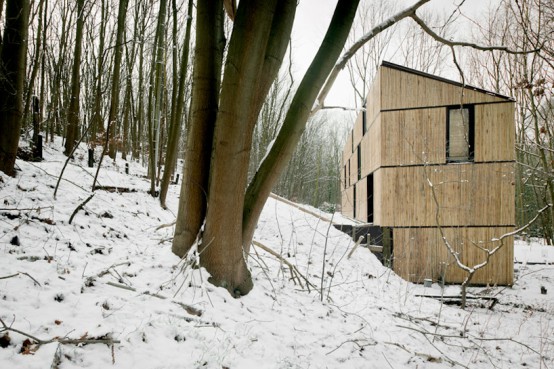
[201,0,298,296]
[0,0,29,176]
[173,0,359,297]
[242,0,360,254]
[64,0,85,156]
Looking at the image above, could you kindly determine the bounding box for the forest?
[0,0,553,368]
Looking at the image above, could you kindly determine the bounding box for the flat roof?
[381,61,515,102]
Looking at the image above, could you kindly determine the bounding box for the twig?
[410,13,541,55]
[0,206,53,212]
[53,120,94,199]
[68,194,95,224]
[0,271,42,286]
[0,316,119,346]
[313,0,431,114]
[105,281,207,319]
[347,235,365,259]
[252,240,317,291]
[155,221,176,231]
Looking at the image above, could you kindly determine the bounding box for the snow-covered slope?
[1,139,553,369]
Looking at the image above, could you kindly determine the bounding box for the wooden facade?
[341,62,515,285]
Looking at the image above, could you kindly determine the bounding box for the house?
[341,61,515,285]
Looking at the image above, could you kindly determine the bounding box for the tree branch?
[313,0,431,114]
[410,13,541,54]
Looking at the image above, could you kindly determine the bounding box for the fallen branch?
[93,186,137,193]
[155,221,176,231]
[105,281,207,320]
[252,240,317,291]
[0,316,119,347]
[68,194,95,224]
[0,271,42,286]
[347,236,364,259]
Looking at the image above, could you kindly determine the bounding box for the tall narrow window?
[447,105,474,162]
[351,129,354,153]
[362,104,367,135]
[367,173,374,223]
[343,165,347,189]
[353,184,357,219]
[357,144,361,180]
[348,160,351,187]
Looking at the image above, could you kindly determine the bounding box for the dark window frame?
[357,144,361,181]
[362,104,367,135]
[446,105,475,163]
[353,183,357,219]
[367,173,374,223]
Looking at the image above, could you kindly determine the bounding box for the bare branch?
[313,0,431,114]
[410,13,541,54]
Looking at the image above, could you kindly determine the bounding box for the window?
[362,104,367,135]
[353,184,357,219]
[367,174,374,223]
[343,165,347,189]
[351,129,354,153]
[348,160,351,187]
[357,144,361,180]
[447,105,474,162]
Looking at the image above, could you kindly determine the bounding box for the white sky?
[291,0,501,112]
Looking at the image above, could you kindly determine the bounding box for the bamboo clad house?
[341,61,515,285]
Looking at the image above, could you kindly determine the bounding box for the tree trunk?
[242,0,360,253]
[172,0,225,256]
[107,0,129,159]
[90,0,107,144]
[0,0,30,176]
[172,0,359,297]
[24,0,45,152]
[159,0,193,208]
[147,0,168,196]
[64,0,85,156]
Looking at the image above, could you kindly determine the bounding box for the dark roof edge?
[381,61,515,102]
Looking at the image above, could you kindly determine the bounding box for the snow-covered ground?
[1,139,553,369]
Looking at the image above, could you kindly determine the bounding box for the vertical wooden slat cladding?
[380,66,507,111]
[393,227,514,285]
[340,62,515,286]
[475,103,515,162]
[343,130,353,165]
[341,186,354,219]
[379,163,515,227]
[365,72,381,126]
[360,115,381,176]
[381,108,446,166]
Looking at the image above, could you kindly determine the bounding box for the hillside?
[0,139,553,369]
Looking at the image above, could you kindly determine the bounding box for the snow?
[1,138,553,369]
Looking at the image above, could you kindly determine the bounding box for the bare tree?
[0,0,30,176]
[64,0,85,156]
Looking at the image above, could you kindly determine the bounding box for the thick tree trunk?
[242,0,361,252]
[64,0,85,156]
[159,0,193,208]
[200,0,282,296]
[0,0,29,176]
[172,0,225,256]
